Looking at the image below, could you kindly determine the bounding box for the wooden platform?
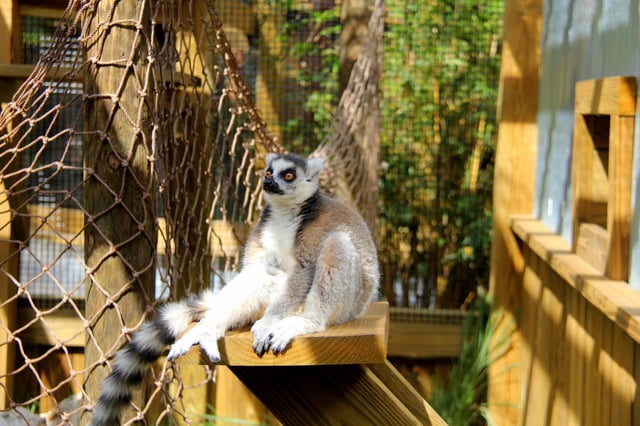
[178,301,389,366]
[179,302,447,425]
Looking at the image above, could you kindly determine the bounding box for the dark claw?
[253,337,272,357]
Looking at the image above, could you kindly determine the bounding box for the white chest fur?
[259,212,299,273]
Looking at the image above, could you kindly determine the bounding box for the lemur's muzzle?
[263,177,283,194]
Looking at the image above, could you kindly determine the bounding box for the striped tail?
[90,299,199,426]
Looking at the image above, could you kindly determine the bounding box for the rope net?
[0,0,382,423]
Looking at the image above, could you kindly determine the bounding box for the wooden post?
[0,1,19,407]
[82,1,156,424]
[0,0,20,64]
[488,0,542,422]
[0,179,17,410]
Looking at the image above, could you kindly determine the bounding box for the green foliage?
[429,288,515,426]
[379,0,503,307]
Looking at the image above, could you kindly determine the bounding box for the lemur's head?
[263,153,324,207]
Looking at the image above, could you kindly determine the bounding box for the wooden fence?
[507,216,640,425]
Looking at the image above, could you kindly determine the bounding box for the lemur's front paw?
[167,327,201,360]
[251,319,273,356]
[199,338,221,363]
[268,316,312,354]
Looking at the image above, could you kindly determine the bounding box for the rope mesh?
[0,0,382,423]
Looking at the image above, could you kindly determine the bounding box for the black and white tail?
[90,299,202,426]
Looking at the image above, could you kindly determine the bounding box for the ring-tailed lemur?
[90,152,380,425]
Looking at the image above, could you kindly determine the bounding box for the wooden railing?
[511,215,640,425]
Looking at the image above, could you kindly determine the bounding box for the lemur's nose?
[263,177,279,193]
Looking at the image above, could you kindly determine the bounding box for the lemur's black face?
[263,154,306,195]
[262,153,324,207]
[263,165,297,195]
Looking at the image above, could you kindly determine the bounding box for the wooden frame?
[572,76,636,280]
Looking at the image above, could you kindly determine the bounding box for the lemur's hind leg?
[168,265,286,361]
[267,232,362,354]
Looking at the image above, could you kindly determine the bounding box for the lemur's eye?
[284,172,295,181]
[265,170,272,178]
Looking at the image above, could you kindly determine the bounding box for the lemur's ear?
[265,153,277,167]
[306,157,324,178]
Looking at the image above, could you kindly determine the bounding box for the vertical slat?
[530,262,553,424]
[519,246,542,426]
[584,305,602,426]
[633,345,640,424]
[547,271,567,425]
[599,317,613,425]
[566,286,586,425]
[611,326,634,425]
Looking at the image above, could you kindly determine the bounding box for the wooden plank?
[387,321,462,358]
[230,362,444,426]
[368,360,447,426]
[16,307,84,347]
[0,64,81,81]
[575,223,608,274]
[178,302,389,366]
[575,77,637,116]
[18,5,64,19]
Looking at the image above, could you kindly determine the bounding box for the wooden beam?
[488,0,542,421]
[229,360,446,426]
[574,77,637,116]
[388,321,463,359]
